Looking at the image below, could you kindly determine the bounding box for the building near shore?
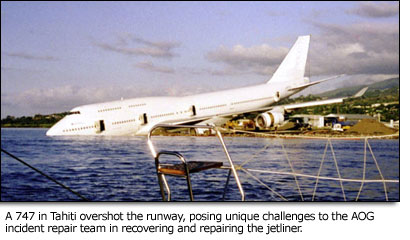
[290,114,376,128]
[290,114,325,128]
[325,114,375,122]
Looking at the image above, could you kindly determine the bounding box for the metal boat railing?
[147,124,245,201]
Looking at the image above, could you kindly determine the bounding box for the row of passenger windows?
[129,103,146,108]
[199,104,227,111]
[96,96,271,115]
[63,125,95,132]
[151,112,175,119]
[112,119,136,125]
[97,103,147,113]
[148,97,272,118]
[94,97,273,120]
[98,107,122,113]
[232,96,272,105]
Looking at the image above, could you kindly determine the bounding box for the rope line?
[224,126,399,201]
[241,168,288,201]
[328,139,346,201]
[1,148,89,201]
[244,168,399,183]
[280,141,304,201]
[226,127,398,201]
[356,139,367,201]
[2,126,398,201]
[367,139,389,201]
[239,140,273,168]
[220,128,398,140]
[312,140,329,201]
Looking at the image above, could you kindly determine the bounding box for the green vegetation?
[1,112,68,128]
[318,78,399,98]
[280,78,399,121]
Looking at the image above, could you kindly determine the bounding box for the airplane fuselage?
[46,82,296,136]
[46,35,325,136]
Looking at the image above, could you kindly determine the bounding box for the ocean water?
[1,128,399,201]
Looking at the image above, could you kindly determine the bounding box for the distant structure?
[389,120,399,129]
[325,113,375,123]
[290,114,375,128]
[290,114,325,128]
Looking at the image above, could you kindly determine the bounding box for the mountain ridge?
[318,78,399,98]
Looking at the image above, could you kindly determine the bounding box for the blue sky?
[1,1,399,117]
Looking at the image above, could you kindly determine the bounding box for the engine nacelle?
[255,111,285,128]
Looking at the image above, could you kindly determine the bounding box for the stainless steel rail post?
[155,151,194,201]
[147,124,245,201]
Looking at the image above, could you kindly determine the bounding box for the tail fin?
[267,35,310,85]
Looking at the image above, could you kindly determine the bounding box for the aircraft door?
[191,105,196,116]
[273,91,280,102]
[95,120,106,133]
[139,113,148,125]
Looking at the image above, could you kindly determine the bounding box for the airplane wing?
[216,86,368,118]
[287,75,344,91]
[282,86,368,111]
[353,87,368,98]
[157,87,368,127]
[265,86,368,112]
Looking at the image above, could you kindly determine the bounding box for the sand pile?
[346,119,397,135]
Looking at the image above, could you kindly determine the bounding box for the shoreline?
[154,132,399,140]
[2,127,399,139]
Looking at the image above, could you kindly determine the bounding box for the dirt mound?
[346,119,397,135]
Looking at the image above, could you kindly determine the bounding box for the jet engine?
[255,110,285,128]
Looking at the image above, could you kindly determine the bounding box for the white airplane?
[46,35,365,136]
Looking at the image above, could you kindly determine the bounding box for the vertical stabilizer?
[267,35,310,85]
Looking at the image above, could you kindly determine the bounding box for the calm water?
[1,128,399,201]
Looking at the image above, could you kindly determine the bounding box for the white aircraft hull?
[46,83,292,136]
[46,36,355,136]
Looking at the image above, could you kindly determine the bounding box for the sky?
[1,1,399,118]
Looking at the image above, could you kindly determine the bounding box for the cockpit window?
[68,111,81,115]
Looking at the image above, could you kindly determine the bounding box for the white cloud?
[334,43,365,56]
[205,20,398,80]
[1,83,220,117]
[135,61,175,74]
[308,21,399,76]
[347,2,399,18]
[2,51,58,61]
[206,44,288,76]
[94,34,180,59]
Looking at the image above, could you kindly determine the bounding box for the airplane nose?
[46,126,57,136]
[46,121,63,136]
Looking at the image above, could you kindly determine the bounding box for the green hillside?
[319,78,399,98]
[288,77,399,121]
[1,112,68,128]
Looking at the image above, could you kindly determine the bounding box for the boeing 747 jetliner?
[46,35,366,136]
